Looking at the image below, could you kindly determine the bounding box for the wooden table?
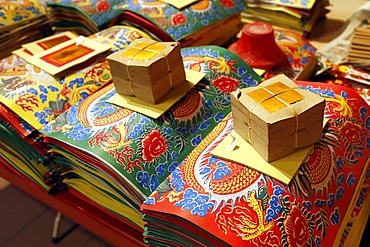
[309,0,368,49]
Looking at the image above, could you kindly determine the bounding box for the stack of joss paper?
[241,0,330,37]
[231,74,325,162]
[0,0,51,59]
[346,25,370,62]
[0,25,150,193]
[107,38,186,104]
[46,0,246,47]
[141,80,370,247]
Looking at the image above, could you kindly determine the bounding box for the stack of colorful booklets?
[0,25,152,194]
[241,0,330,37]
[141,80,370,246]
[39,44,261,231]
[46,0,247,47]
[0,22,262,234]
[0,0,51,59]
[0,17,369,247]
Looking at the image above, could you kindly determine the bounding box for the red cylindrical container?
[229,22,286,69]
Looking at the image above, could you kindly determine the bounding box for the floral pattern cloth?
[141,81,370,247]
[47,0,247,40]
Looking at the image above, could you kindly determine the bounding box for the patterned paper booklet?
[40,45,261,229]
[246,0,318,9]
[141,81,370,247]
[0,0,46,31]
[46,0,247,46]
[0,25,151,193]
[0,0,50,58]
[242,0,330,37]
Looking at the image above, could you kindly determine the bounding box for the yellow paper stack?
[107,38,186,104]
[346,25,370,62]
[231,74,325,162]
[241,0,330,37]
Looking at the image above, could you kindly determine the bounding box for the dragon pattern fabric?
[141,81,370,247]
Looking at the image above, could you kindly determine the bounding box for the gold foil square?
[121,42,166,60]
[247,81,304,113]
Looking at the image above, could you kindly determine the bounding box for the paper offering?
[26,36,111,76]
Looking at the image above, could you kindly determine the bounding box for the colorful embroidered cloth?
[46,0,247,46]
[40,45,261,228]
[141,81,370,246]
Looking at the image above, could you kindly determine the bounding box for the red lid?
[229,22,287,70]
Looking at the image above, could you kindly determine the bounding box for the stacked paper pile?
[46,0,246,47]
[0,107,55,193]
[0,0,51,59]
[0,26,149,194]
[346,25,370,62]
[39,45,260,232]
[141,80,370,247]
[107,38,186,104]
[1,22,261,237]
[241,0,331,37]
[231,74,325,162]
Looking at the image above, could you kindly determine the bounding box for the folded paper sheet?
[26,36,111,76]
[11,48,33,59]
[211,130,313,184]
[107,69,205,119]
[22,31,78,55]
[211,119,328,184]
[0,26,146,131]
